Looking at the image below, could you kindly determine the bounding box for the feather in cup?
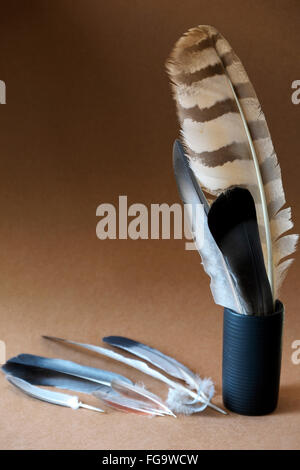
[166,25,298,307]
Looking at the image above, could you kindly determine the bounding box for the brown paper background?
[0,0,299,450]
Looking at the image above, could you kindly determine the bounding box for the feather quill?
[166,25,298,302]
[6,375,104,413]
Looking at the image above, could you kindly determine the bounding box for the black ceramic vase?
[222,300,284,415]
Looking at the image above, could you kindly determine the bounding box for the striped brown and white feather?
[166,25,298,298]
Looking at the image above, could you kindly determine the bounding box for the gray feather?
[2,354,131,393]
[173,139,242,312]
[103,334,200,389]
[2,362,110,394]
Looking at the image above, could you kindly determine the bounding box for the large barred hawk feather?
[166,25,298,301]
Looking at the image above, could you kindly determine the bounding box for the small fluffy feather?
[166,377,215,415]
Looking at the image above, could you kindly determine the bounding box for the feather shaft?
[228,81,274,298]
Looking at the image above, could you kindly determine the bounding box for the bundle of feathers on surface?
[167,25,298,315]
[2,335,225,416]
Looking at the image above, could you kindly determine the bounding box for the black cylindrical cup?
[222,300,284,415]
